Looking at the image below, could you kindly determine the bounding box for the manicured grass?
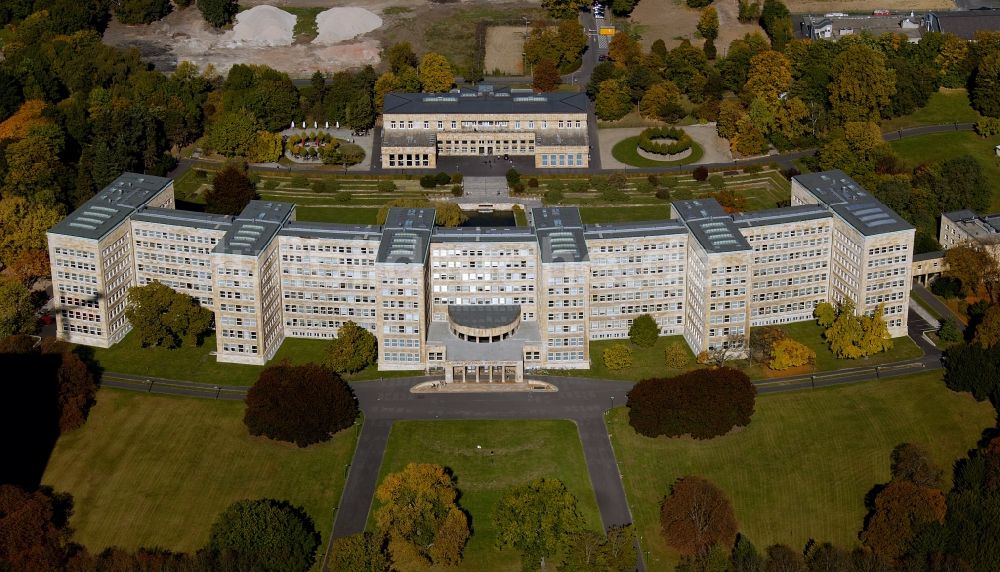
[608,371,997,570]
[579,204,671,224]
[295,206,380,224]
[42,389,360,555]
[373,420,602,571]
[89,332,421,385]
[612,135,704,167]
[881,88,982,132]
[759,320,923,375]
[537,336,695,382]
[890,130,1000,211]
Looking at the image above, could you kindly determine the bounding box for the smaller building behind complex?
[48,170,914,383]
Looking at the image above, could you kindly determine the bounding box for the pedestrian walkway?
[461,176,509,203]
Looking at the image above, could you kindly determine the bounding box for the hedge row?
[638,127,693,156]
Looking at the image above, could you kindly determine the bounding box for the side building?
[381,86,590,170]
[48,170,914,379]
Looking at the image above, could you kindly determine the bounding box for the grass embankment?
[42,389,360,555]
[373,420,602,571]
[881,88,982,132]
[609,371,996,570]
[89,332,420,386]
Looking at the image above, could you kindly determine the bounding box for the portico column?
[489,366,494,383]
[462,366,466,383]
[475,366,480,383]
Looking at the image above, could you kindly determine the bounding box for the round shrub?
[419,174,438,189]
[244,363,358,447]
[209,498,320,572]
[528,177,539,188]
[545,188,564,203]
[692,166,709,181]
[655,188,671,200]
[435,172,452,186]
[629,314,659,347]
[603,343,634,370]
[377,180,397,193]
[637,127,693,156]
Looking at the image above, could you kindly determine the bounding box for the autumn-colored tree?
[125,281,213,348]
[665,342,690,369]
[768,338,815,371]
[494,478,583,569]
[732,116,768,156]
[748,325,785,366]
[603,342,633,370]
[10,249,50,287]
[0,485,75,571]
[860,480,946,562]
[639,82,682,120]
[50,347,96,433]
[763,544,804,571]
[697,7,719,40]
[974,305,1000,348]
[595,79,633,121]
[325,321,377,374]
[814,302,836,328]
[374,71,402,111]
[205,164,259,215]
[627,367,757,439]
[944,244,991,298]
[0,100,49,142]
[0,197,61,269]
[418,53,454,93]
[829,44,896,123]
[375,463,469,567]
[608,33,642,68]
[3,125,67,206]
[714,189,748,212]
[244,363,358,447]
[660,476,739,557]
[890,443,944,489]
[385,42,419,74]
[208,109,262,157]
[744,50,792,101]
[246,131,282,163]
[331,532,390,572]
[0,276,35,338]
[822,300,892,359]
[717,99,746,140]
[532,58,562,92]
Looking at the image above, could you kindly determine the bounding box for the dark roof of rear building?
[383,87,589,116]
[928,10,1000,40]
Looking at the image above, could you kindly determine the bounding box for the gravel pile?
[222,5,296,48]
[314,7,382,45]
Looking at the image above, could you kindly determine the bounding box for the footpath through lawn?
[42,389,359,556]
[371,420,603,572]
[608,371,995,570]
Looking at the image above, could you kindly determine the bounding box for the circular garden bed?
[612,127,703,167]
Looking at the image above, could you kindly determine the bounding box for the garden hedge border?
[638,127,693,156]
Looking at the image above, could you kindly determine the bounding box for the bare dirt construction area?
[485,26,526,75]
[103,4,382,77]
[630,0,701,50]
[715,0,765,53]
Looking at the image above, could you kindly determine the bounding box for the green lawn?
[295,206,381,225]
[538,336,694,382]
[579,205,671,224]
[373,420,603,571]
[881,88,982,132]
[89,332,421,385]
[890,130,1000,211]
[611,136,704,167]
[608,371,996,570]
[42,389,359,556]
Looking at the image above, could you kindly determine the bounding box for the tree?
[829,44,896,123]
[560,525,637,572]
[748,325,785,366]
[325,320,377,374]
[974,305,1000,348]
[972,51,1000,118]
[246,131,283,163]
[532,58,561,92]
[331,532,390,572]
[542,0,588,19]
[0,485,75,571]
[731,534,763,572]
[860,480,946,562]
[375,463,469,567]
[665,342,690,369]
[595,79,632,121]
[763,544,804,571]
[805,542,850,572]
[376,198,467,227]
[244,363,358,447]
[208,498,320,572]
[759,0,792,50]
[640,82,683,121]
[629,314,659,347]
[608,33,643,69]
[0,197,61,269]
[944,244,991,298]
[374,71,401,111]
[10,249,50,287]
[385,42,419,74]
[124,282,213,348]
[943,341,1000,401]
[204,164,258,215]
[822,300,892,359]
[697,7,719,40]
[890,443,944,489]
[660,476,739,557]
[494,478,584,570]
[418,53,453,93]
[50,346,97,433]
[937,318,962,343]
[744,50,792,101]
[627,367,757,439]
[197,0,238,27]
[0,276,35,338]
[603,343,633,370]
[208,110,262,157]
[114,0,172,24]
[768,338,815,371]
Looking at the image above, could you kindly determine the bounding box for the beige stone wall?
[130,220,226,309]
[279,236,380,340]
[534,146,589,168]
[681,239,752,355]
[375,262,427,370]
[860,230,914,337]
[429,241,538,323]
[586,235,687,340]
[212,251,269,365]
[383,112,587,131]
[381,146,435,169]
[538,261,591,369]
[48,233,108,347]
[939,215,969,249]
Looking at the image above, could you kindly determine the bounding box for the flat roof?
[530,207,589,263]
[49,172,172,240]
[214,201,295,256]
[131,207,234,232]
[793,170,914,236]
[672,198,752,254]
[431,226,536,244]
[382,130,436,148]
[377,208,435,264]
[732,204,832,228]
[941,209,1000,243]
[279,221,382,242]
[448,304,520,329]
[427,320,540,362]
[929,10,1000,40]
[584,219,687,240]
[536,130,588,147]
[383,207,436,230]
[383,88,589,116]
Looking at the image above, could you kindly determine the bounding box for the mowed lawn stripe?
[372,420,602,572]
[608,372,995,570]
[42,389,357,555]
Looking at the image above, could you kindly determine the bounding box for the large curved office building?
[48,170,914,384]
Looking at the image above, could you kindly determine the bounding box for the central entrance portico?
[427,305,540,384]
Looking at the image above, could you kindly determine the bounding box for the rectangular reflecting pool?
[461,210,515,227]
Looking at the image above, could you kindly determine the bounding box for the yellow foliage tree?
[768,338,815,370]
[0,100,49,142]
[744,50,792,101]
[0,197,63,267]
[418,53,454,93]
[246,131,283,163]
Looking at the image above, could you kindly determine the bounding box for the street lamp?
[610,395,615,411]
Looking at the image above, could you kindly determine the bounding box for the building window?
[576,153,583,165]
[541,155,548,166]
[423,120,429,129]
[451,120,457,129]
[528,120,534,129]
[437,121,443,130]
